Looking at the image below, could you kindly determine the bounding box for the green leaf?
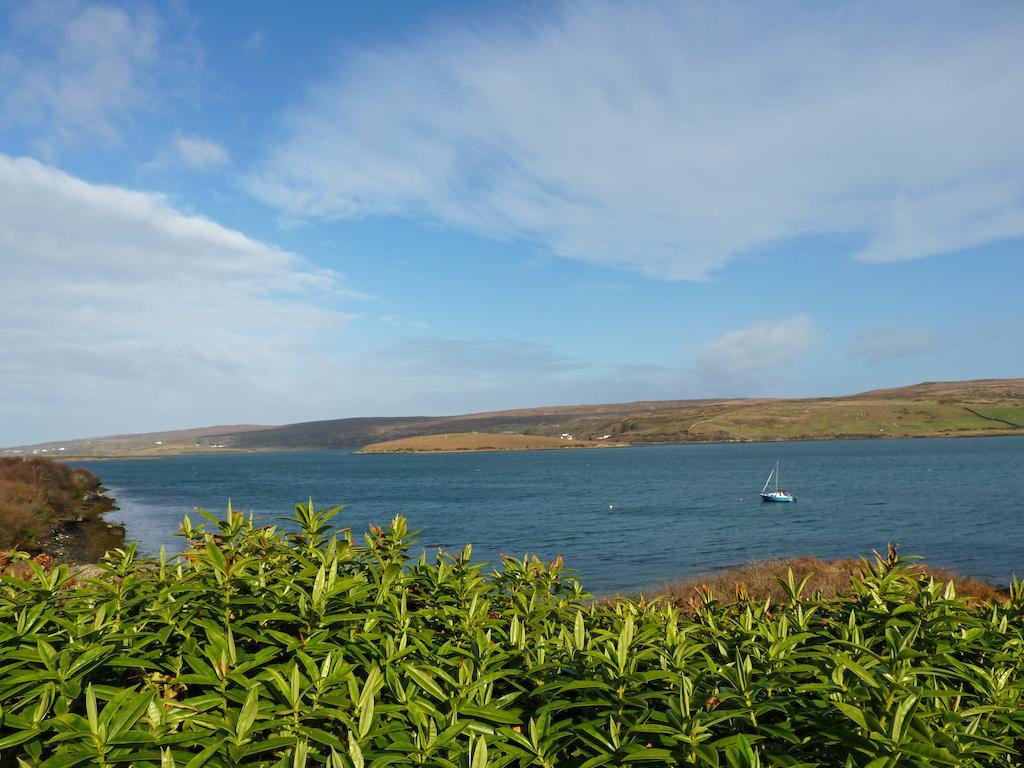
[38,754,97,768]
[235,686,259,742]
[831,701,869,731]
[404,666,445,700]
[616,614,635,673]
[459,704,523,725]
[381,563,402,591]
[348,731,365,768]
[293,736,309,768]
[889,695,917,743]
[471,736,488,768]
[574,610,586,651]
[85,683,100,734]
[725,734,756,768]
[0,728,40,751]
[898,742,960,764]
[184,739,222,768]
[833,653,879,688]
[622,747,675,762]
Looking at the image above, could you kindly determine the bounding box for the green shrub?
[1,502,1023,766]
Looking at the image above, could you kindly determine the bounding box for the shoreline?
[0,458,126,565]
[356,441,630,455]
[34,427,1024,460]
[357,445,629,455]
[26,488,125,563]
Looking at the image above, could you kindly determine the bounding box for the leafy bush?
[1,502,1023,767]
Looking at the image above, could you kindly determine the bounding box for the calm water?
[76,436,1024,594]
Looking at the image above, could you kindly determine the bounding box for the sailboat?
[760,462,796,503]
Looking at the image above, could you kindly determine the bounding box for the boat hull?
[761,493,796,503]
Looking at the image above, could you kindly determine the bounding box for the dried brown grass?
[653,554,1003,608]
[0,458,102,549]
[358,432,617,453]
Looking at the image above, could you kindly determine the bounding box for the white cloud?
[173,135,231,170]
[0,156,831,443]
[849,326,942,364]
[0,154,697,444]
[1,2,162,142]
[250,2,1024,280]
[0,155,358,444]
[698,314,821,382]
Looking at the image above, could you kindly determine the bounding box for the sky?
[1,0,1022,445]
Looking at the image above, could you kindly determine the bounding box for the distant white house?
[560,433,573,440]
[154,441,163,445]
[595,434,612,440]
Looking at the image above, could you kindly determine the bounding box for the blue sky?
[1,0,1022,444]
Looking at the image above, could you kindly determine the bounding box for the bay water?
[76,436,1023,594]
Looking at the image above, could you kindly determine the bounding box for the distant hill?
[7,378,1023,458]
[4,424,272,459]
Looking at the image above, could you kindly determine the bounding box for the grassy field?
[679,399,1007,441]
[2,503,1023,766]
[357,433,620,453]
[968,405,1024,427]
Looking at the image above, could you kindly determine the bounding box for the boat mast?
[775,461,780,491]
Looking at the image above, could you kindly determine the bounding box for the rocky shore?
[0,457,125,567]
[33,491,126,562]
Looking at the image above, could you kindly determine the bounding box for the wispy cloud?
[0,2,162,144]
[173,135,231,170]
[698,314,821,383]
[380,314,428,331]
[849,325,943,364]
[242,29,265,55]
[250,1,1024,280]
